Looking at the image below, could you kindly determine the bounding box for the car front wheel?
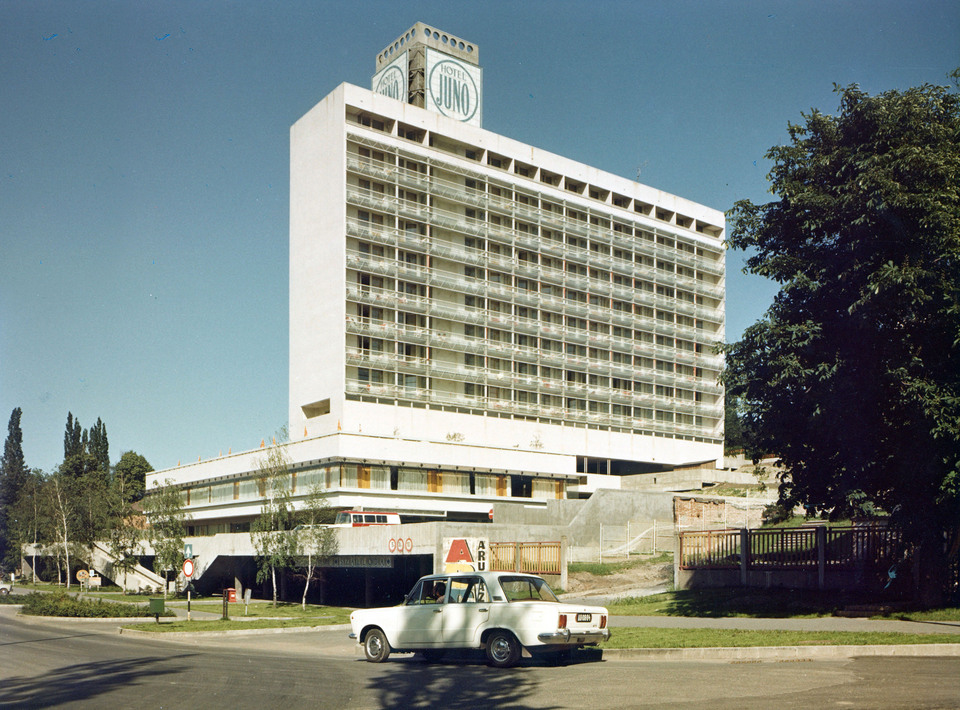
[485,630,521,668]
[363,629,391,663]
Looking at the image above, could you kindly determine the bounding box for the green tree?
[59,412,96,480]
[143,479,188,598]
[297,483,338,609]
[724,396,745,455]
[88,418,109,481]
[57,414,114,550]
[72,469,116,549]
[109,502,144,594]
[63,412,82,461]
[13,470,46,583]
[43,472,80,588]
[251,435,298,606]
[1,407,29,571]
[725,79,960,606]
[113,451,152,504]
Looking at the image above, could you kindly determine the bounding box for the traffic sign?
[182,558,195,578]
[76,569,89,582]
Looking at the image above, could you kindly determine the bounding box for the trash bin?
[226,587,237,603]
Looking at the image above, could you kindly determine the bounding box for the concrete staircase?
[85,541,167,592]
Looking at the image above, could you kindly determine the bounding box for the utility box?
[226,588,237,603]
[149,598,164,622]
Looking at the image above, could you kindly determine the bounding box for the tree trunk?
[63,535,70,590]
[302,553,314,610]
[271,564,277,607]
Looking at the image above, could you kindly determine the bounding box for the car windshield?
[498,575,560,602]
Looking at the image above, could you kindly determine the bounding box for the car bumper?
[537,628,610,645]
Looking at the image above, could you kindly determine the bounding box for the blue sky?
[2,1,957,473]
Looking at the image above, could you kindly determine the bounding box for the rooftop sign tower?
[372,22,483,127]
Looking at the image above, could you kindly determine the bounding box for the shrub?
[20,591,173,618]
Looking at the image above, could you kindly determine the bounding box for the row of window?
[356,167,722,261]
[178,464,566,510]
[347,123,724,240]
[351,201,723,288]
[348,373,712,428]
[353,305,718,374]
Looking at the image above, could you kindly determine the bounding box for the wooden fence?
[490,541,562,575]
[679,525,900,571]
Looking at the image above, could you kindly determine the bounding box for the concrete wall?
[620,467,767,491]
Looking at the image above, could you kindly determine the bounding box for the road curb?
[118,622,353,639]
[12,608,172,624]
[600,643,960,662]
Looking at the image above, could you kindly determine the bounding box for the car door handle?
[478,608,489,612]
[433,609,443,613]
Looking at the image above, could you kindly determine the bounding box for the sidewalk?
[608,614,960,635]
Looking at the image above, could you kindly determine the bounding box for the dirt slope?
[565,561,673,600]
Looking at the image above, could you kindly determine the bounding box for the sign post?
[182,558,195,621]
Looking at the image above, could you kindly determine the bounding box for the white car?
[349,571,610,667]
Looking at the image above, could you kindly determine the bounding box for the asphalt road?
[3,609,960,709]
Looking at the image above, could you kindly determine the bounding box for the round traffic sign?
[182,558,195,578]
[76,569,89,582]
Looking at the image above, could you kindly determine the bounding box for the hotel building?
[147,23,725,534]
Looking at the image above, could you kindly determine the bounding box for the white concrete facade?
[290,82,724,471]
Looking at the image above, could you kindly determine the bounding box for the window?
[357,368,385,384]
[358,337,383,353]
[399,250,426,267]
[449,577,489,603]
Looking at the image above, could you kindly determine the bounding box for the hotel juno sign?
[426,48,482,126]
[372,50,408,101]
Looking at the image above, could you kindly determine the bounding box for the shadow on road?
[364,648,605,709]
[0,654,196,708]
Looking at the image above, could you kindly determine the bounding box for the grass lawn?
[123,617,348,633]
[180,601,353,621]
[606,588,960,621]
[602,627,960,649]
[568,553,673,577]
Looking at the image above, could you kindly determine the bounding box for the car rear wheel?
[485,630,521,668]
[363,629,391,663]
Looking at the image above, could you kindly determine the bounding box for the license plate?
[576,613,591,622]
